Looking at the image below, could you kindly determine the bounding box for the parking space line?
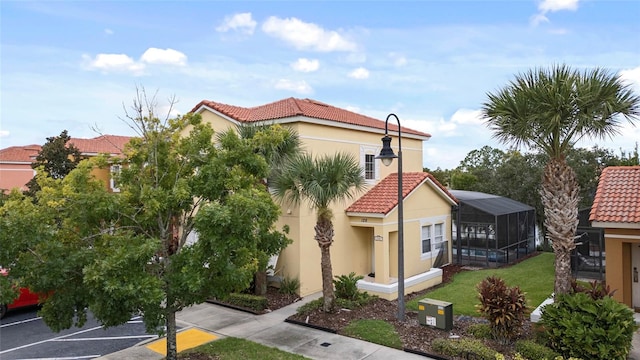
[52,335,158,341]
[0,317,43,328]
[0,325,103,354]
[12,356,100,359]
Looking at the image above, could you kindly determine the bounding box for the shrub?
[431,338,498,360]
[279,277,300,295]
[335,293,375,310]
[541,292,637,359]
[570,279,616,300]
[515,340,560,360]
[476,276,528,344]
[225,293,268,312]
[333,272,364,300]
[295,298,323,315]
[467,323,492,339]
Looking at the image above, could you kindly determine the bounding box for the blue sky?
[1,0,639,169]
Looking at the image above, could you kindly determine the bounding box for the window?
[110,165,121,193]
[434,223,443,244]
[365,154,375,180]
[421,225,432,254]
[360,145,379,182]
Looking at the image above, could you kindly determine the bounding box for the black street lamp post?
[375,113,405,321]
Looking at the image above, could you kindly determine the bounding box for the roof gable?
[0,145,41,162]
[0,135,133,162]
[590,166,640,224]
[192,97,431,138]
[346,172,457,215]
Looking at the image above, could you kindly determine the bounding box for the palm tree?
[271,152,365,312]
[482,64,640,294]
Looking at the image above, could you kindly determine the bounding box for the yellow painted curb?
[146,328,219,355]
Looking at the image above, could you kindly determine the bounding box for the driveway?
[0,306,158,360]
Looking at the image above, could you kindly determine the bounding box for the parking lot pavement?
[0,307,158,360]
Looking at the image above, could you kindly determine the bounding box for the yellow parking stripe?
[146,328,218,355]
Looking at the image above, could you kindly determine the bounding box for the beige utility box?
[418,298,453,331]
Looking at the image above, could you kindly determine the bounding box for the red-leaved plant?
[476,276,528,344]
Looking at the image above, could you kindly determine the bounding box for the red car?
[1,268,41,319]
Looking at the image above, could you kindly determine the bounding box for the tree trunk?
[315,216,335,313]
[165,308,178,360]
[254,270,267,295]
[540,157,580,295]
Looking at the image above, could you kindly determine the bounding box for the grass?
[407,252,555,316]
[343,319,403,349]
[178,337,309,359]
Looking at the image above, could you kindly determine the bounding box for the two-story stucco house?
[0,135,132,194]
[190,97,458,300]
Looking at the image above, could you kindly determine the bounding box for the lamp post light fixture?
[375,113,405,322]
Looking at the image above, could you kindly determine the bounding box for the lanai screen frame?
[451,191,536,268]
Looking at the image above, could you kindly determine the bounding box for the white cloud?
[262,16,357,52]
[291,58,319,72]
[140,48,187,66]
[82,53,145,74]
[451,108,483,125]
[530,13,549,27]
[348,67,369,79]
[620,66,640,92]
[216,12,257,35]
[104,28,113,36]
[531,0,580,27]
[0,130,9,138]
[274,79,313,94]
[538,0,579,13]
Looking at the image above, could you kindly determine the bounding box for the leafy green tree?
[482,64,640,294]
[615,142,639,165]
[271,152,365,312]
[24,130,84,197]
[219,124,300,294]
[0,91,290,360]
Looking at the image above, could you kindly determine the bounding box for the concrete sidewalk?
[97,293,433,360]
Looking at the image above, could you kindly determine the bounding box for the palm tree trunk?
[540,157,580,295]
[315,216,336,312]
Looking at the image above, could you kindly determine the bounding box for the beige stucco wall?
[603,228,640,306]
[196,108,446,298]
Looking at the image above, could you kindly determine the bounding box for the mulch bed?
[191,253,543,359]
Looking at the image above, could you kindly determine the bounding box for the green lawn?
[178,337,309,359]
[407,252,555,316]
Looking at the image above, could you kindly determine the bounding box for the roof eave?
[345,211,386,218]
[591,221,640,230]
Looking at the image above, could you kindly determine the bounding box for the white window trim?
[110,165,121,193]
[360,145,380,183]
[420,216,448,260]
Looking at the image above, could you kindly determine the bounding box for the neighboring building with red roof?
[590,166,640,307]
[0,135,133,194]
[192,97,455,300]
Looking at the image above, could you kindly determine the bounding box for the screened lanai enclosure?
[450,190,536,268]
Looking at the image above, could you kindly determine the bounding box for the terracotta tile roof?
[0,145,41,162]
[346,172,457,215]
[0,135,133,162]
[192,97,431,138]
[69,135,133,155]
[590,166,640,224]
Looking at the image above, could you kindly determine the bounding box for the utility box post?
[418,298,453,331]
